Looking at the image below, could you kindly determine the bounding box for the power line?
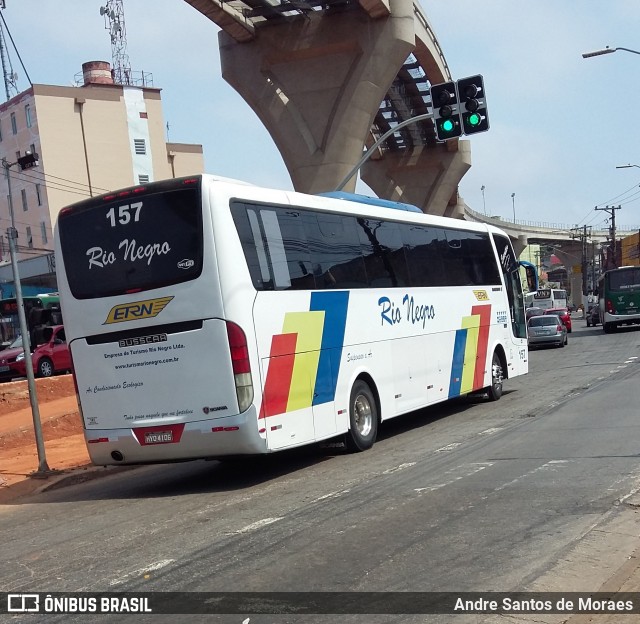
[7,168,108,197]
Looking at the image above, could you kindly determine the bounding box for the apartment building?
[0,61,203,294]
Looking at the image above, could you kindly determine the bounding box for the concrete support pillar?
[361,140,472,216]
[513,234,529,257]
[218,5,415,194]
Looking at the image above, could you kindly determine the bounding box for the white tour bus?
[524,288,568,311]
[54,175,534,466]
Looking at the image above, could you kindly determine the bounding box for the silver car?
[528,314,568,348]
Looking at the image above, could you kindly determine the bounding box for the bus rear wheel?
[346,380,378,452]
[485,352,503,402]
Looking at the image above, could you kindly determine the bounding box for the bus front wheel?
[486,352,504,402]
[346,380,378,452]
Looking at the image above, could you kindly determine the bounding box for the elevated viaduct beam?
[216,4,415,194]
[361,140,471,217]
[185,0,472,213]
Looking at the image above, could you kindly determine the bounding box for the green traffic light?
[468,113,481,127]
[441,119,454,132]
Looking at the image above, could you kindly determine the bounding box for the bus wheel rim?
[354,394,373,437]
[492,360,503,390]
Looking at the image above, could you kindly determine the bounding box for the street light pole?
[511,192,516,222]
[3,154,52,477]
[335,112,433,191]
[481,185,486,214]
[582,46,640,59]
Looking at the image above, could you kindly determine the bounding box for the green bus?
[0,293,62,346]
[598,266,640,333]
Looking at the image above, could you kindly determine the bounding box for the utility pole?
[570,224,591,297]
[591,240,597,291]
[3,152,56,478]
[595,205,621,269]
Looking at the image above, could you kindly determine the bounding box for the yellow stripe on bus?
[282,311,325,412]
[460,314,480,394]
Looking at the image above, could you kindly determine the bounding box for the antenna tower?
[0,2,19,101]
[99,0,131,85]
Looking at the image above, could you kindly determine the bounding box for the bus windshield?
[57,179,203,299]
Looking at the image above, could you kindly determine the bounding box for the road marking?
[435,442,462,452]
[414,462,493,494]
[311,489,351,502]
[231,517,283,535]
[493,460,570,493]
[383,462,416,474]
[109,559,174,586]
[479,427,503,436]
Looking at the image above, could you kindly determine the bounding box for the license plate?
[144,431,173,444]
[0,365,9,372]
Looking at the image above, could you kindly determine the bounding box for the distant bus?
[0,293,62,346]
[524,288,568,311]
[54,175,535,466]
[598,266,640,333]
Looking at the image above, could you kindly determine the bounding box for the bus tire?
[603,322,613,334]
[346,380,378,452]
[486,352,503,402]
[37,357,54,378]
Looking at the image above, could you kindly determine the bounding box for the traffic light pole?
[3,156,54,477]
[335,112,433,192]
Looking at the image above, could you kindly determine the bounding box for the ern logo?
[104,296,174,324]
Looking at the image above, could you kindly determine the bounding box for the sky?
[3,0,640,234]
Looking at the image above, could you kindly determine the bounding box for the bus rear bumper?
[603,312,640,325]
[83,406,267,465]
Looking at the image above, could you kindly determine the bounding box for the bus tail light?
[605,299,615,314]
[226,321,254,412]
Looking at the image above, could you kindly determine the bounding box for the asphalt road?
[2,316,640,623]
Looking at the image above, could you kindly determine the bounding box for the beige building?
[0,61,203,293]
[620,231,640,267]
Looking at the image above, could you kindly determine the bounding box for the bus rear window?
[58,185,203,299]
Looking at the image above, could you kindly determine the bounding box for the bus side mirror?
[525,266,537,292]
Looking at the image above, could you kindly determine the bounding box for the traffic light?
[456,74,489,135]
[430,81,462,141]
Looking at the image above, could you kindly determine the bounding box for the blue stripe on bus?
[310,291,350,405]
[448,328,468,399]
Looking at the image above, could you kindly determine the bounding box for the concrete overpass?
[184,0,469,217]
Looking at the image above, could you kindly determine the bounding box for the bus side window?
[401,224,444,287]
[357,219,407,288]
[304,213,367,289]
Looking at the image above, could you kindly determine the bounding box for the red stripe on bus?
[471,304,491,390]
[261,332,298,418]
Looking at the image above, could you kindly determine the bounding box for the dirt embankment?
[0,376,91,501]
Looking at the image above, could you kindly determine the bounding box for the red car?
[0,336,27,382]
[14,325,72,378]
[544,307,572,333]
